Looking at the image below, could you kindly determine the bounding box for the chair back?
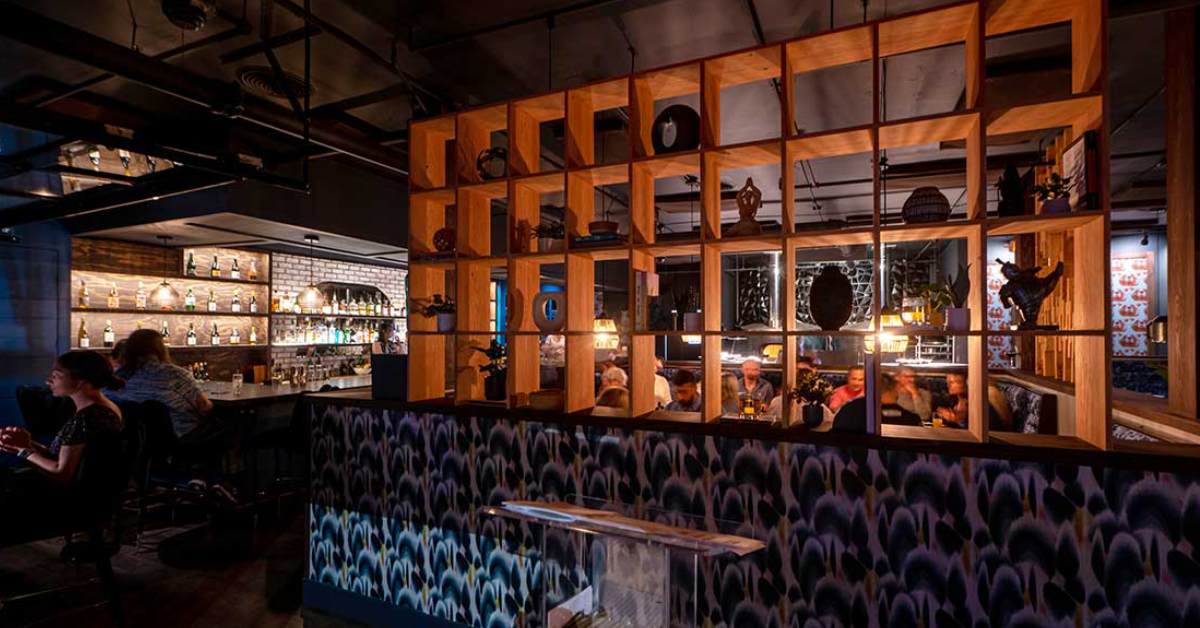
[116,401,173,493]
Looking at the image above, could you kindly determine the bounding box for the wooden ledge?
[1112,390,1200,445]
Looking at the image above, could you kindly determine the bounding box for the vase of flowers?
[418,294,456,332]
[789,371,833,428]
[1034,173,1072,214]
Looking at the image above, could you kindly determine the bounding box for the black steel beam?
[219,25,321,64]
[0,137,72,180]
[0,2,408,176]
[0,168,235,228]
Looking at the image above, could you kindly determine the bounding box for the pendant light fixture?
[593,260,618,350]
[151,235,180,310]
[299,234,324,313]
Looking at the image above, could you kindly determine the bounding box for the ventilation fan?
[161,0,214,31]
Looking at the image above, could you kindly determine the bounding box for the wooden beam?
[1167,7,1198,417]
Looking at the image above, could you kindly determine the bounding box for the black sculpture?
[808,265,854,331]
[996,259,1064,330]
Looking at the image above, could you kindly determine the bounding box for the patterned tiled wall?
[309,402,1200,628]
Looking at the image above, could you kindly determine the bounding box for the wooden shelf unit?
[407,0,1112,449]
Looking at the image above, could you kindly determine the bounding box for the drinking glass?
[231,372,244,395]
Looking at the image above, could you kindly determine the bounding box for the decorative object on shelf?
[1033,172,1072,214]
[901,186,951,224]
[675,284,701,332]
[996,259,1064,330]
[299,234,325,313]
[1147,315,1168,344]
[472,339,507,401]
[726,178,764,237]
[795,261,873,328]
[650,104,700,154]
[944,264,971,332]
[418,294,457,332]
[788,371,833,428]
[151,235,180,310]
[433,226,456,253]
[996,164,1027,217]
[532,291,566,333]
[865,307,909,354]
[735,265,772,329]
[808,265,853,331]
[530,222,566,253]
[476,146,507,181]
[1062,131,1098,210]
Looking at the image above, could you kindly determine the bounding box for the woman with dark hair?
[1,351,123,483]
[107,328,213,439]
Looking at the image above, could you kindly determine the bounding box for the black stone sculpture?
[997,164,1026,217]
[996,259,1064,330]
[808,265,854,331]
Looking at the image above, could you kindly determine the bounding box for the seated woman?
[931,373,1015,431]
[106,329,214,440]
[1,351,124,543]
[595,387,630,410]
[720,372,741,415]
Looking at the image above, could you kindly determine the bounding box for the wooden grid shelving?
[407,0,1112,448]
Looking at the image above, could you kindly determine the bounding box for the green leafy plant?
[529,222,566,240]
[416,294,455,317]
[945,263,970,309]
[917,283,953,311]
[1033,172,1071,201]
[472,338,507,378]
[788,370,833,404]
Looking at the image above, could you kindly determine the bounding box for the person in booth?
[739,358,774,410]
[666,369,702,413]
[895,367,933,423]
[828,366,866,412]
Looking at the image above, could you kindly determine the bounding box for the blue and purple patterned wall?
[309,403,1200,627]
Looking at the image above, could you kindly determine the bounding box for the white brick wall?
[269,253,407,369]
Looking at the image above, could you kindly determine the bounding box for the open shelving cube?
[703,45,784,146]
[456,104,508,185]
[510,93,565,176]
[566,79,628,168]
[631,63,702,158]
[630,153,701,245]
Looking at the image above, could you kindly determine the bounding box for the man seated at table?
[597,366,628,396]
[796,355,816,376]
[828,366,865,412]
[831,374,921,432]
[739,358,774,410]
[666,369,702,413]
[895,367,933,423]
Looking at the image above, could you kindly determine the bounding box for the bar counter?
[303,390,1200,627]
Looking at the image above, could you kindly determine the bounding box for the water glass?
[231,372,244,395]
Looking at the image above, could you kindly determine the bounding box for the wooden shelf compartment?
[510,172,567,255]
[878,1,979,59]
[879,111,986,220]
[455,103,508,185]
[986,92,1103,139]
[510,92,565,177]
[986,211,1103,236]
[409,115,455,190]
[631,62,702,159]
[410,187,456,258]
[566,78,629,169]
[73,307,268,318]
[700,139,784,240]
[454,184,501,258]
[630,153,700,245]
[702,44,784,147]
[985,0,1103,94]
[567,164,628,244]
[882,423,983,443]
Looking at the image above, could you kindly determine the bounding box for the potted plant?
[1033,173,1072,214]
[418,294,456,332]
[473,338,507,401]
[530,222,566,253]
[788,371,833,428]
[944,264,971,332]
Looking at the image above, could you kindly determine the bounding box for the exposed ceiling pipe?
[0,1,408,176]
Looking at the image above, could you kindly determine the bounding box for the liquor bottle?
[184,288,196,311]
[249,325,258,344]
[330,293,339,316]
[249,294,258,313]
[209,256,220,278]
[135,281,148,309]
[374,295,382,316]
[230,258,241,280]
[321,294,332,316]
[186,323,197,346]
[107,285,119,309]
[77,319,90,348]
[248,259,259,281]
[103,319,115,347]
[231,290,242,313]
[292,293,302,315]
[207,289,217,313]
[185,252,197,276]
[210,323,220,346]
[383,299,391,318]
[118,149,132,174]
[160,319,170,342]
[79,280,90,308]
[135,320,143,330]
[230,327,241,345]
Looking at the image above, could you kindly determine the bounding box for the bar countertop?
[203,374,372,405]
[304,388,1200,472]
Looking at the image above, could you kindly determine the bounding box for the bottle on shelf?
[186,323,197,346]
[321,292,332,316]
[207,289,217,313]
[135,281,148,310]
[186,252,197,276]
[249,325,258,344]
[210,322,220,346]
[107,285,119,309]
[135,320,143,330]
[330,293,340,316]
[230,258,241,280]
[79,280,90,308]
[249,294,258,313]
[184,288,196,311]
[231,290,242,313]
[160,319,170,342]
[292,292,302,315]
[374,295,382,317]
[209,256,220,278]
[230,327,241,345]
[103,319,115,347]
[248,259,259,281]
[77,318,90,348]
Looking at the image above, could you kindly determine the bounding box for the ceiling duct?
[161,0,215,31]
[237,66,313,101]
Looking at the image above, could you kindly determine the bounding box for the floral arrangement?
[788,370,833,404]
[416,294,455,316]
[1033,172,1071,201]
[472,338,507,378]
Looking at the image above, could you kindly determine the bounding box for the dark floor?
[0,502,306,628]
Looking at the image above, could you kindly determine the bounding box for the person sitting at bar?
[831,373,921,432]
[595,387,629,410]
[666,369,702,413]
[653,358,672,409]
[106,329,214,440]
[0,351,123,542]
[895,367,933,423]
[828,366,865,412]
[738,358,774,409]
[721,372,741,415]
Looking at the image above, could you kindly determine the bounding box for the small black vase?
[801,403,824,428]
[808,265,853,331]
[484,370,507,401]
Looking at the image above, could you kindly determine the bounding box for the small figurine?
[726,177,764,236]
[996,259,1064,330]
[996,164,1026,217]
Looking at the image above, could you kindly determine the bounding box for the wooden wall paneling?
[72,238,181,277]
[566,172,595,241]
[965,1,984,110]
[457,188,493,257]
[1166,7,1197,418]
[630,165,655,245]
[701,243,721,421]
[454,260,492,403]
[409,116,454,190]
[509,93,564,177]
[701,154,721,240]
[1073,217,1110,447]
[566,89,594,169]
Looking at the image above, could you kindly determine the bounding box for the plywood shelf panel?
[986,211,1103,236]
[878,1,978,57]
[788,227,876,248]
[879,112,978,148]
[986,93,1103,136]
[635,62,702,101]
[410,187,457,205]
[571,78,628,111]
[879,221,981,243]
[511,171,565,194]
[706,45,782,88]
[706,139,783,169]
[985,0,1077,36]
[709,235,785,253]
[786,126,875,161]
[632,152,701,178]
[457,180,508,200]
[882,424,982,442]
[568,163,629,186]
[571,245,630,261]
[786,25,873,74]
[638,242,702,258]
[512,92,566,121]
